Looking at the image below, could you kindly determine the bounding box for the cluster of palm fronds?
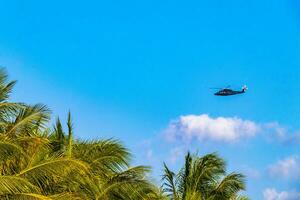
[0,68,248,200]
[162,153,249,200]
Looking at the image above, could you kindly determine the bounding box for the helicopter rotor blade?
[242,85,248,90]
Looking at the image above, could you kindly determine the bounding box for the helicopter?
[211,85,248,96]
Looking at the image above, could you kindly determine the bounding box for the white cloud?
[263,188,300,200]
[263,123,300,144]
[164,114,260,143]
[268,156,300,180]
[264,122,287,139]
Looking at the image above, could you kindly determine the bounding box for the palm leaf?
[0,176,39,195]
[0,68,17,102]
[17,157,89,189]
[6,104,51,136]
[0,140,27,162]
[162,163,179,200]
[98,166,151,199]
[210,173,245,199]
[51,118,65,153]
[74,139,130,173]
[66,111,73,157]
[2,193,53,200]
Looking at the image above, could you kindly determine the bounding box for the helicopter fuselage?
[214,89,245,96]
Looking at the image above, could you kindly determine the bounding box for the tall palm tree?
[162,152,248,200]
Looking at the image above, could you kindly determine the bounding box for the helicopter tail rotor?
[242,85,248,92]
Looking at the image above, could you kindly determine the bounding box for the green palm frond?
[231,195,250,200]
[74,139,131,173]
[189,153,225,195]
[178,152,192,200]
[0,140,27,162]
[16,136,51,169]
[17,157,89,189]
[110,165,151,182]
[0,69,24,125]
[0,80,16,103]
[0,176,39,195]
[6,104,51,136]
[111,181,159,200]
[0,102,24,118]
[162,163,179,200]
[144,187,168,200]
[0,68,17,103]
[49,192,83,200]
[162,152,247,200]
[2,193,52,200]
[66,111,73,157]
[210,173,245,199]
[51,117,65,153]
[97,166,151,199]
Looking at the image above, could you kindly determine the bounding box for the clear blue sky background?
[1,0,300,199]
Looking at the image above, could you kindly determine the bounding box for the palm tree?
[162,152,248,200]
[0,68,161,199]
[0,114,160,199]
[48,113,160,199]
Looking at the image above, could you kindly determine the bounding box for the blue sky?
[1,0,300,199]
